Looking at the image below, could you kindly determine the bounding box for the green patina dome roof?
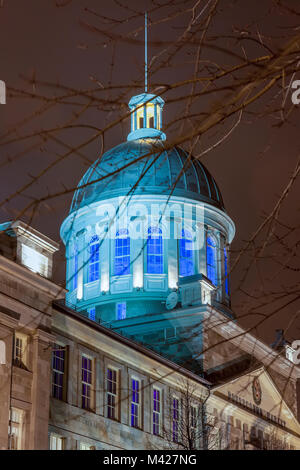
[70,139,225,213]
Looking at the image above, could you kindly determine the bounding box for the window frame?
[9,408,24,450]
[51,343,67,401]
[206,233,218,286]
[114,228,130,276]
[49,433,65,450]
[81,354,94,411]
[130,377,141,429]
[116,302,126,320]
[146,226,163,274]
[14,332,28,369]
[88,235,100,283]
[172,396,180,443]
[106,367,119,421]
[152,387,162,436]
[179,228,195,277]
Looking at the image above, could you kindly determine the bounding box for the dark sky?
[0,0,299,344]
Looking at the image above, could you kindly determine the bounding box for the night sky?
[0,0,299,345]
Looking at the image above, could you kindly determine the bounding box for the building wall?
[0,254,61,450]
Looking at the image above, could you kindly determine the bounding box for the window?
[9,408,24,450]
[224,247,229,295]
[52,344,66,401]
[80,442,94,450]
[21,244,48,277]
[81,355,93,410]
[107,368,118,420]
[116,302,126,320]
[179,229,194,277]
[14,333,27,368]
[73,243,78,290]
[115,229,130,276]
[153,388,161,435]
[190,405,198,447]
[172,397,180,443]
[131,379,141,428]
[88,307,96,321]
[49,433,64,450]
[88,235,100,283]
[146,103,155,128]
[206,235,217,285]
[147,227,163,274]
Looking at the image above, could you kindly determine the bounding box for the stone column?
[0,310,19,450]
[29,329,55,450]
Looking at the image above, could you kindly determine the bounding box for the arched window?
[115,229,130,276]
[73,243,78,290]
[147,227,163,274]
[224,247,229,295]
[206,235,217,285]
[179,229,194,277]
[88,235,100,282]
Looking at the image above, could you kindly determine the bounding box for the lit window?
[51,344,66,401]
[73,243,78,290]
[116,302,126,320]
[9,408,24,450]
[115,229,130,276]
[88,235,100,283]
[81,355,93,410]
[206,235,217,285]
[14,333,27,368]
[80,442,94,450]
[88,307,96,321]
[179,229,194,277]
[146,103,155,128]
[131,379,141,428]
[153,388,161,435]
[147,227,163,274]
[224,247,229,295]
[21,244,48,277]
[49,433,64,450]
[136,106,144,129]
[107,368,118,420]
[172,397,180,443]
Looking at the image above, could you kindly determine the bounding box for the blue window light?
[179,229,194,277]
[88,235,100,282]
[116,302,126,320]
[115,229,130,276]
[88,307,96,321]
[131,379,140,428]
[224,247,229,295]
[207,235,217,285]
[73,243,78,290]
[147,227,163,274]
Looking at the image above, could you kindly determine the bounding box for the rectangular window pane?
[51,344,65,400]
[131,379,140,428]
[153,388,161,435]
[172,398,179,443]
[81,356,92,410]
[116,302,126,320]
[107,368,118,420]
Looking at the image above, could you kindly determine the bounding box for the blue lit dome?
[70,139,225,214]
[61,88,235,359]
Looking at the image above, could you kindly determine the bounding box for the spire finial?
[145,12,148,93]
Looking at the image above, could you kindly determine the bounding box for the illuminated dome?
[70,140,225,214]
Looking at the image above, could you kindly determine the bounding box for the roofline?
[52,299,211,388]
